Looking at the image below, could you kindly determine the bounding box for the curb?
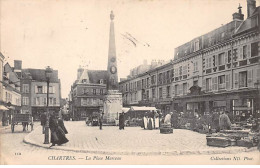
[23,127,258,156]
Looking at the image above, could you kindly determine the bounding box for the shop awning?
[122,107,130,113]
[0,105,9,111]
[130,106,157,111]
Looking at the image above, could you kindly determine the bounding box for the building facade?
[20,65,61,120]
[70,68,107,120]
[119,1,260,121]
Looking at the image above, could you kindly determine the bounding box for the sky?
[1,0,259,98]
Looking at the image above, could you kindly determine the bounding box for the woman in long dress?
[155,115,160,129]
[49,114,69,147]
[143,116,148,129]
[147,117,153,130]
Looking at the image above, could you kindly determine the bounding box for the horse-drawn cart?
[11,114,34,133]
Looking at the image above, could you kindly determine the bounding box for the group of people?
[142,111,160,130]
[40,112,69,148]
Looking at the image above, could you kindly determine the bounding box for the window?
[146,77,150,87]
[251,42,259,57]
[167,86,170,97]
[151,75,156,84]
[49,86,55,93]
[194,40,199,51]
[159,88,162,98]
[84,88,88,94]
[146,90,149,99]
[49,98,53,105]
[239,71,247,88]
[93,89,96,95]
[193,61,198,72]
[206,78,212,91]
[22,97,29,105]
[125,84,128,91]
[152,88,155,98]
[218,53,225,66]
[159,73,162,82]
[183,65,188,75]
[233,49,238,61]
[243,45,247,59]
[227,50,232,63]
[183,83,187,95]
[174,68,179,77]
[22,84,29,93]
[175,85,178,95]
[100,89,103,95]
[37,86,43,93]
[193,80,198,86]
[166,71,170,79]
[218,75,225,90]
[206,57,212,69]
[179,66,182,76]
[36,97,40,105]
[100,79,103,84]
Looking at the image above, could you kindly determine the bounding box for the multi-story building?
[0,53,4,104]
[20,67,61,120]
[70,67,107,120]
[119,60,174,115]
[3,62,21,113]
[120,0,260,121]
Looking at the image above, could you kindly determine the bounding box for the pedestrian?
[143,112,148,129]
[154,112,160,129]
[49,113,69,148]
[119,112,125,130]
[147,115,153,130]
[40,112,47,134]
[164,112,172,125]
[58,117,68,134]
[171,110,179,128]
[219,111,232,130]
[99,113,103,130]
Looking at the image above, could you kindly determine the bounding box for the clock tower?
[107,11,119,90]
[103,11,122,124]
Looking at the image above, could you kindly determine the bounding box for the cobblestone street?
[25,121,256,154]
[0,121,259,164]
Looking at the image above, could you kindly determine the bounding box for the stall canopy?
[0,105,9,111]
[130,106,157,111]
[122,107,130,113]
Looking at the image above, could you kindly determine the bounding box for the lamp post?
[44,66,53,144]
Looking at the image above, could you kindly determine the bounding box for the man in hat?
[119,112,125,130]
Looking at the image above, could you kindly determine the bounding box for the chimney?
[247,0,256,18]
[77,66,84,80]
[233,4,244,21]
[14,60,22,78]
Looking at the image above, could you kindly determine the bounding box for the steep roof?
[234,6,260,36]
[87,70,108,84]
[22,68,59,83]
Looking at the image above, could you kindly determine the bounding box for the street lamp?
[44,66,53,144]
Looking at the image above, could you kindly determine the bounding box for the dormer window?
[194,40,199,52]
[100,79,103,84]
[82,79,87,83]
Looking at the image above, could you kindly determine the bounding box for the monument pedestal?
[103,90,122,124]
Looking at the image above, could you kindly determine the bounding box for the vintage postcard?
[0,0,259,165]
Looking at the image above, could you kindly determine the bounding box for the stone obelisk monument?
[103,11,122,124]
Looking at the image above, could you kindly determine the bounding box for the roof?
[130,106,157,111]
[234,6,260,36]
[22,68,59,83]
[87,70,108,84]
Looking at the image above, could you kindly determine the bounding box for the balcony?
[218,65,225,71]
[249,56,259,64]
[239,60,247,66]
[206,69,212,74]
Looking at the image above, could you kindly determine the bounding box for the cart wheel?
[11,124,14,133]
[31,123,33,131]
